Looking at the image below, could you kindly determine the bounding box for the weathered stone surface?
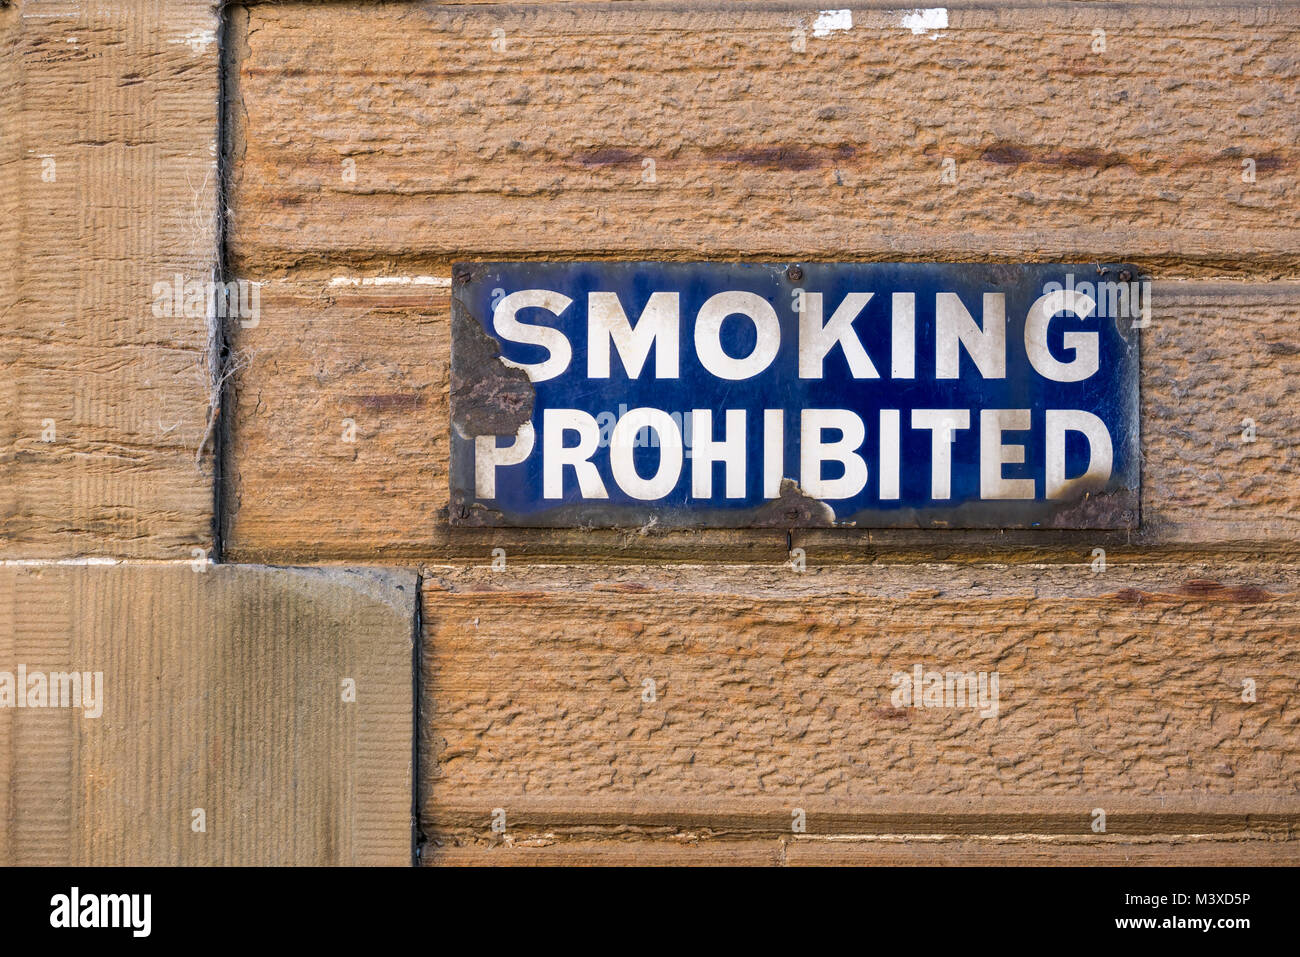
[0,563,415,866]
[419,562,1299,864]
[227,2,1300,277]
[1,0,220,559]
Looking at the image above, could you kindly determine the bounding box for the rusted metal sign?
[449,262,1142,529]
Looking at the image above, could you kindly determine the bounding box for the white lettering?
[800,409,868,499]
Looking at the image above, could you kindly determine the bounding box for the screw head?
[1118,269,1133,282]
[786,264,804,282]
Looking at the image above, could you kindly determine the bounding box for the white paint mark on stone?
[899,8,948,37]
[327,276,452,288]
[1,557,123,566]
[172,30,216,53]
[812,10,853,37]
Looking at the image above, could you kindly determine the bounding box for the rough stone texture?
[0,563,415,865]
[223,279,1300,560]
[3,0,1289,869]
[227,1,1299,277]
[0,0,221,559]
[1141,282,1300,543]
[419,562,1298,864]
[429,835,1300,866]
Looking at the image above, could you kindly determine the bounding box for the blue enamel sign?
[449,262,1141,529]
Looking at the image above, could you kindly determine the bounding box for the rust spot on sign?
[447,490,506,527]
[1046,486,1137,529]
[750,479,836,529]
[449,298,534,440]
